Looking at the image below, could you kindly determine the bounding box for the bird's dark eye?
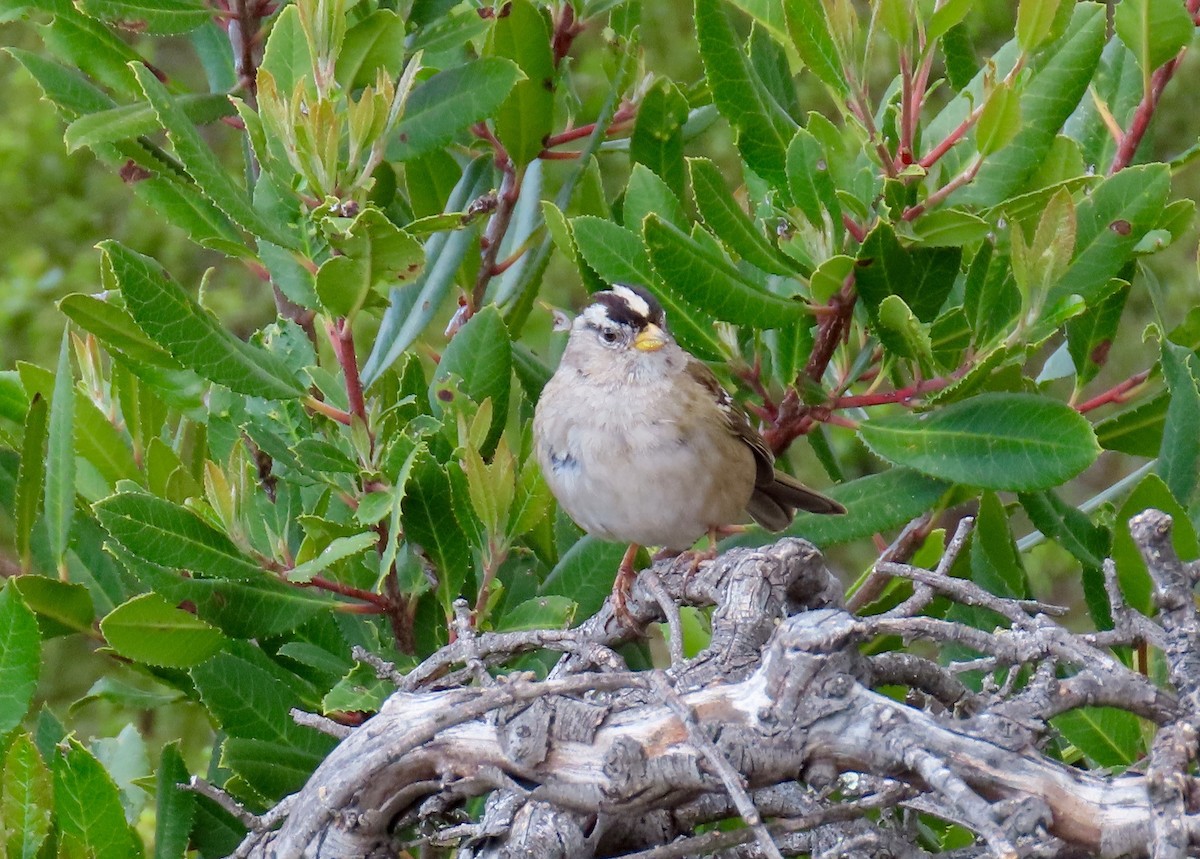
[600,328,620,344]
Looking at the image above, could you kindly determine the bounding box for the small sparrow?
[533,284,844,621]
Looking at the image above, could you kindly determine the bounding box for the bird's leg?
[681,525,745,577]
[612,543,641,627]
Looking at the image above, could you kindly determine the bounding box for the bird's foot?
[612,544,642,629]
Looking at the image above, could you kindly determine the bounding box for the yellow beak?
[633,324,667,352]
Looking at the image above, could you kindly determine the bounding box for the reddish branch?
[1075,368,1153,414]
[305,575,390,611]
[467,123,523,317]
[1110,0,1200,174]
[327,318,367,424]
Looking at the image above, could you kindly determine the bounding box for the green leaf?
[957,4,1104,207]
[10,576,95,638]
[430,306,512,454]
[286,532,378,583]
[786,126,841,231]
[100,593,227,668]
[727,0,791,45]
[927,0,973,43]
[1114,0,1194,79]
[58,294,182,369]
[190,652,334,797]
[64,94,234,153]
[0,582,40,735]
[53,740,135,859]
[102,242,305,398]
[36,10,144,98]
[322,663,391,714]
[1095,391,1167,457]
[94,492,263,580]
[402,454,471,613]
[362,156,491,384]
[876,295,935,371]
[696,0,796,193]
[782,0,849,97]
[1158,341,1200,506]
[858,393,1101,491]
[45,331,75,574]
[728,468,949,550]
[316,208,424,319]
[689,157,795,276]
[855,222,962,322]
[486,0,554,166]
[154,742,195,859]
[1111,473,1199,616]
[19,363,142,490]
[569,216,725,361]
[975,81,1021,156]
[908,209,991,247]
[1065,281,1129,388]
[78,0,210,34]
[624,162,686,231]
[1052,707,1143,768]
[970,491,1029,600]
[259,5,308,92]
[389,58,523,161]
[336,9,405,90]
[131,63,295,249]
[631,79,690,201]
[1016,0,1070,52]
[540,536,628,620]
[15,394,48,570]
[644,215,807,328]
[496,595,576,631]
[1019,489,1111,628]
[2,732,53,859]
[1051,165,1171,308]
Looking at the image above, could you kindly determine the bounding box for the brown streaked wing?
[683,357,776,488]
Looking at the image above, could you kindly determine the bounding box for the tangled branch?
[228,510,1200,859]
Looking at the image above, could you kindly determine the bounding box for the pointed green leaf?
[644,214,807,328]
[286,532,378,583]
[64,94,234,152]
[388,58,523,161]
[496,595,576,631]
[631,79,690,201]
[696,0,797,193]
[100,593,227,667]
[78,0,211,34]
[1051,164,1171,307]
[53,740,135,859]
[336,9,406,90]
[2,732,53,859]
[45,331,75,573]
[11,576,95,639]
[402,453,471,611]
[0,582,40,735]
[316,208,423,318]
[131,63,295,248]
[94,492,264,580]
[858,393,1101,491]
[1016,0,1071,51]
[782,0,849,97]
[1066,281,1129,387]
[1158,341,1200,506]
[1052,707,1144,768]
[1114,0,1194,78]
[15,395,48,570]
[970,491,1029,599]
[855,222,962,322]
[689,157,796,276]
[430,306,512,454]
[153,742,194,859]
[102,242,305,398]
[957,4,1104,207]
[787,127,842,231]
[486,0,554,166]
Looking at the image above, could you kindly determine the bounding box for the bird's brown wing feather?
[684,358,845,529]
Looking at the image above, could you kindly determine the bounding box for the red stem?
[1110,0,1199,173]
[831,375,953,409]
[1075,369,1152,414]
[328,318,367,423]
[306,575,390,610]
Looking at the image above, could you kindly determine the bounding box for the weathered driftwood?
[225,510,1200,859]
